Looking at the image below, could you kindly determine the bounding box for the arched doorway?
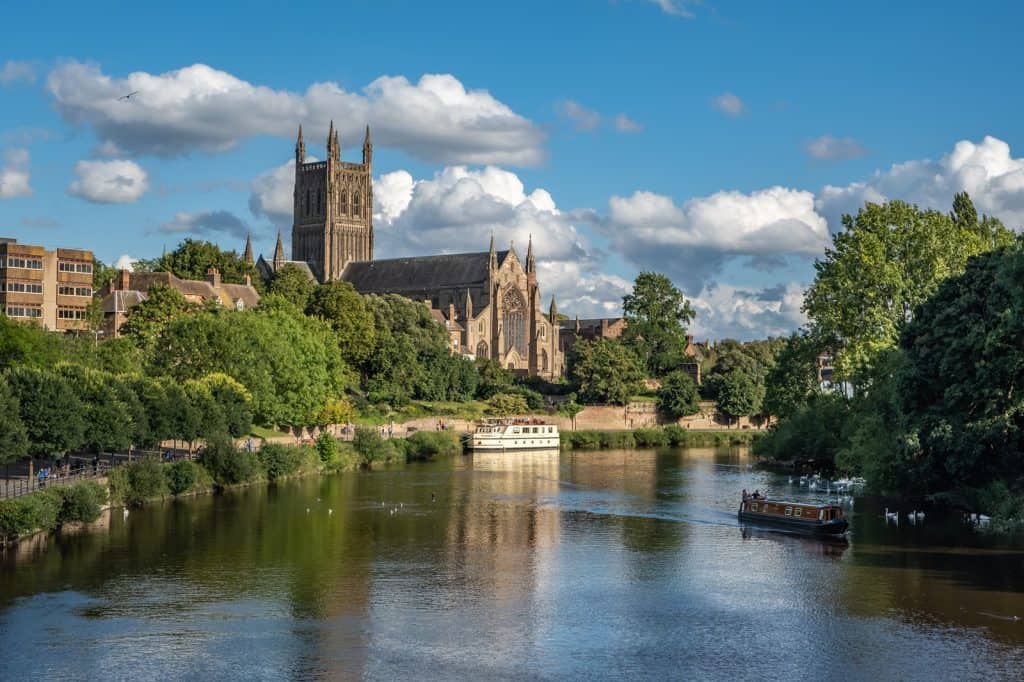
[476,340,488,359]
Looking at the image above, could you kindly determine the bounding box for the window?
[305,188,311,216]
[541,348,548,372]
[7,282,43,294]
[476,340,488,359]
[340,191,348,215]
[57,307,87,320]
[502,287,527,356]
[750,503,758,511]
[785,506,793,516]
[352,192,362,218]
[540,324,546,339]
[6,305,42,318]
[58,286,91,297]
[794,508,803,517]
[8,257,43,269]
[58,262,92,274]
[317,190,323,214]
[235,299,245,311]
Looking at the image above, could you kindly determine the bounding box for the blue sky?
[3,0,1024,338]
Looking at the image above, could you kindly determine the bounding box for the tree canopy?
[268,264,317,309]
[622,272,695,377]
[657,370,701,420]
[570,338,645,405]
[306,281,377,366]
[136,239,258,285]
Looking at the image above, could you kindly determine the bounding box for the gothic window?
[476,340,488,359]
[340,191,348,215]
[352,192,362,218]
[541,349,549,372]
[317,190,323,214]
[502,286,527,357]
[540,324,546,340]
[305,188,310,216]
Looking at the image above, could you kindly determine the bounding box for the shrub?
[259,443,305,481]
[657,370,701,420]
[663,425,689,447]
[353,427,398,467]
[56,481,107,523]
[633,428,668,448]
[561,430,602,450]
[107,466,131,506]
[124,458,168,505]
[599,431,635,449]
[0,489,62,542]
[166,460,199,495]
[402,430,461,461]
[200,438,260,486]
[315,431,339,464]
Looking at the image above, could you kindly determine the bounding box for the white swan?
[884,508,899,523]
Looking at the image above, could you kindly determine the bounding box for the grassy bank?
[0,480,108,545]
[561,426,762,450]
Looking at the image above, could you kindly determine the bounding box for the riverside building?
[0,237,94,332]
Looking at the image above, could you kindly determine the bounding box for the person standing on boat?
[742,489,748,501]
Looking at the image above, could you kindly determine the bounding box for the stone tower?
[291,122,374,281]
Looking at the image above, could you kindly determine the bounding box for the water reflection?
[2,448,1024,679]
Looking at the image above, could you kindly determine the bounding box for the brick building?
[0,237,94,332]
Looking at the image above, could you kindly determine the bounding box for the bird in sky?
[117,91,139,101]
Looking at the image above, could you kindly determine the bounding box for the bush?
[599,431,635,449]
[0,489,62,542]
[124,458,168,505]
[353,427,398,467]
[402,430,461,461]
[259,443,306,481]
[561,430,602,450]
[200,438,260,486]
[56,481,108,523]
[657,371,701,419]
[633,428,668,448]
[166,460,199,495]
[663,425,688,447]
[315,431,339,464]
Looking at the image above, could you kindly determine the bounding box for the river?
[2,447,1024,680]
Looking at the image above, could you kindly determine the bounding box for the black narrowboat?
[738,496,848,536]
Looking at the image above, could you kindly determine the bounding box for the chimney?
[243,274,252,287]
[448,302,456,323]
[206,267,221,288]
[117,268,131,291]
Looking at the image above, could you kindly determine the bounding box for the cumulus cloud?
[114,254,138,271]
[557,100,602,131]
[46,61,544,165]
[711,92,745,117]
[159,210,250,239]
[804,135,867,162]
[650,0,695,18]
[689,282,807,340]
[68,159,148,203]
[0,60,35,86]
[0,148,32,199]
[817,135,1024,232]
[613,114,643,133]
[604,186,828,293]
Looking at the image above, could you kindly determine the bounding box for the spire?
[243,233,253,265]
[526,233,536,274]
[362,124,373,165]
[273,231,285,270]
[327,120,338,162]
[488,232,497,270]
[549,295,557,319]
[295,125,305,164]
[333,129,340,162]
[575,314,581,335]
[465,289,474,319]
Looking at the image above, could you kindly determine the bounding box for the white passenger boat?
[470,418,560,451]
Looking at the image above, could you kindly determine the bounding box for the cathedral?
[257,124,564,379]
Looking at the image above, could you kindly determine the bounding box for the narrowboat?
[738,496,848,536]
[469,418,560,451]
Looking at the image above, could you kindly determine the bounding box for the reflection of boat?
[469,418,560,451]
[740,525,849,557]
[738,496,848,536]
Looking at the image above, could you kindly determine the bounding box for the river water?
[2,447,1024,680]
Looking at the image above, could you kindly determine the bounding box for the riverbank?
[560,426,761,450]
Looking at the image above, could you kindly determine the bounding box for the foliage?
[486,392,529,416]
[124,458,168,505]
[569,338,645,405]
[0,488,62,542]
[144,238,258,285]
[633,428,668,447]
[556,394,584,428]
[803,195,1013,382]
[268,263,317,309]
[5,367,86,457]
[475,358,516,399]
[306,281,378,366]
[55,481,108,524]
[259,443,307,481]
[753,394,850,464]
[165,460,200,495]
[56,365,137,453]
[315,432,339,464]
[715,369,764,423]
[92,257,118,291]
[119,284,197,347]
[0,313,64,372]
[199,438,261,486]
[656,370,701,420]
[352,427,398,466]
[314,397,356,428]
[763,333,821,419]
[400,430,462,460]
[0,379,28,465]
[622,272,695,376]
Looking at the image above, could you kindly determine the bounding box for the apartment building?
[0,238,94,332]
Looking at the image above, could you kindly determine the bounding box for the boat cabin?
[740,499,844,522]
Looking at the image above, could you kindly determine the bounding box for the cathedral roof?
[341,251,509,294]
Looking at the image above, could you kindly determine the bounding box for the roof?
[112,271,260,309]
[341,251,507,294]
[429,308,464,331]
[99,289,148,314]
[256,255,319,283]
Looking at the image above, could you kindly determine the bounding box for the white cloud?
[0,60,35,86]
[817,135,1024,232]
[650,0,695,18]
[557,100,602,131]
[711,92,745,117]
[689,282,807,340]
[159,210,249,239]
[605,186,828,293]
[47,61,545,165]
[804,135,867,162]
[114,254,138,271]
[0,148,32,199]
[613,114,643,133]
[68,159,148,203]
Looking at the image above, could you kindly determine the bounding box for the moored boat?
[469,418,560,451]
[738,495,848,536]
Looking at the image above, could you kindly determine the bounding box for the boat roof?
[747,497,841,509]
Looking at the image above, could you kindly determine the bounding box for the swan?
[884,508,899,523]
[122,508,129,519]
[328,509,333,516]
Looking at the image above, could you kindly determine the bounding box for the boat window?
[512,427,520,434]
[785,506,793,516]
[819,510,824,520]
[794,508,802,517]
[750,503,758,511]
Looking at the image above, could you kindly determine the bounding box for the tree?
[0,379,28,466]
[622,272,695,377]
[763,333,822,419]
[313,396,356,428]
[92,257,118,291]
[120,284,197,347]
[306,281,377,366]
[557,393,584,430]
[268,263,317,309]
[5,367,86,458]
[0,313,64,371]
[716,369,763,426]
[657,370,701,420]
[56,365,136,453]
[570,338,645,405]
[475,358,516,399]
[804,196,1013,383]
[487,392,529,416]
[147,238,258,285]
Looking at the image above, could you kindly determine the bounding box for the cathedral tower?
[291,123,374,281]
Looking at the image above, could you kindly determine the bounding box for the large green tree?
[569,338,645,405]
[306,281,377,366]
[140,238,258,285]
[803,195,1013,382]
[715,369,764,426]
[657,370,701,420]
[0,379,28,466]
[268,264,317,309]
[763,333,822,419]
[119,284,197,347]
[622,272,695,377]
[5,367,86,457]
